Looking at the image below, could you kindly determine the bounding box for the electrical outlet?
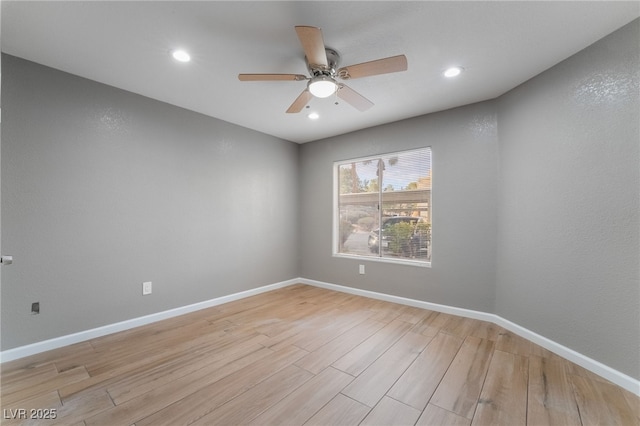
[31,302,40,314]
[142,281,152,295]
[359,264,365,275]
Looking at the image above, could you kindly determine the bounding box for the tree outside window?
[335,147,432,264]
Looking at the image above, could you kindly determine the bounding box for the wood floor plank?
[1,363,58,394]
[335,293,379,312]
[304,393,370,426]
[224,296,324,328]
[468,320,503,342]
[396,305,433,325]
[26,389,114,426]
[409,310,441,335]
[260,305,341,349]
[527,355,581,425]
[571,374,637,426]
[331,318,414,376]
[246,367,354,426]
[60,328,264,400]
[471,350,528,426]
[360,396,421,426]
[85,324,218,379]
[189,365,314,425]
[106,334,268,404]
[132,345,307,426]
[1,342,95,375]
[367,300,406,323]
[85,318,229,376]
[1,284,637,426]
[430,336,494,419]
[288,309,372,352]
[253,300,325,337]
[441,316,479,339]
[528,341,556,359]
[425,311,457,328]
[88,311,219,352]
[342,331,433,407]
[417,404,472,426]
[0,391,61,426]
[295,318,386,374]
[387,332,463,410]
[2,365,90,407]
[622,387,640,423]
[83,346,275,426]
[495,329,532,357]
[271,305,358,346]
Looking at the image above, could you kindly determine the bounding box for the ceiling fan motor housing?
[307,47,340,77]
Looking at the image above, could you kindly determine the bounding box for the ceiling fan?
[238,26,408,113]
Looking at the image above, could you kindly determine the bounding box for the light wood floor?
[1,284,638,425]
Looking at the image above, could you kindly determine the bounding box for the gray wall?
[300,19,639,380]
[2,19,638,381]
[299,101,499,313]
[495,20,639,379]
[1,54,300,350]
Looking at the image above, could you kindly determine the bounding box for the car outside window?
[334,147,432,265]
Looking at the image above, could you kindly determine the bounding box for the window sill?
[333,252,432,268]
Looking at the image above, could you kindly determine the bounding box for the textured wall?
[495,20,639,379]
[2,19,638,383]
[1,55,300,350]
[299,101,499,313]
[300,19,639,380]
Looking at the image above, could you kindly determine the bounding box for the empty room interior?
[1,2,639,425]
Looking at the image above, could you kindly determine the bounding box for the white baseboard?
[2,277,638,397]
[0,278,298,364]
[299,278,640,396]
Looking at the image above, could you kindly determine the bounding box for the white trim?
[0,278,297,363]
[299,278,640,396]
[333,252,432,268]
[300,278,495,322]
[2,276,638,397]
[332,163,340,257]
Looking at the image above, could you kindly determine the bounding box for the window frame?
[332,147,432,268]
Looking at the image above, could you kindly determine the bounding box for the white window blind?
[335,147,432,265]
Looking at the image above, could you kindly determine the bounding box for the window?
[334,147,432,265]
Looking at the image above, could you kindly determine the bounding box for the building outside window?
[334,147,432,266]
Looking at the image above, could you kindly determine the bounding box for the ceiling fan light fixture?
[308,75,337,98]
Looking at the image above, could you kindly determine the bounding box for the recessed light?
[444,66,463,78]
[308,112,320,120]
[172,49,191,63]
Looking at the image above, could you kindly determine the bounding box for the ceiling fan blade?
[238,74,307,81]
[286,89,313,113]
[295,26,328,68]
[338,55,408,79]
[337,84,374,112]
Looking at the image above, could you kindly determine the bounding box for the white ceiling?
[2,1,638,143]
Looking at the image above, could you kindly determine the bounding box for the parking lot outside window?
[334,147,432,266]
